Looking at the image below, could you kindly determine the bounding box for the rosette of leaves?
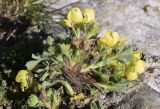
[23,7,146,108]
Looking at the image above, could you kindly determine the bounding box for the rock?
[144,70,160,93]
[43,0,80,10]
[114,85,160,109]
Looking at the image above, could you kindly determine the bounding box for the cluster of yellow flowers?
[98,31,146,81]
[99,31,128,48]
[125,52,146,81]
[15,70,29,92]
[61,7,95,27]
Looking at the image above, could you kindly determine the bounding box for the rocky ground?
[42,0,160,109]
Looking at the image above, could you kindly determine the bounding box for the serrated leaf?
[54,55,63,64]
[27,94,40,107]
[48,46,55,54]
[81,62,103,72]
[94,80,128,92]
[81,60,110,72]
[86,25,99,39]
[115,45,133,63]
[53,90,61,108]
[40,72,49,81]
[42,51,50,58]
[26,60,42,70]
[32,54,41,60]
[59,44,72,57]
[38,81,51,90]
[46,88,53,98]
[47,36,54,46]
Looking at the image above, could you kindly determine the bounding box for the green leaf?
[32,54,41,60]
[43,101,51,109]
[54,55,63,64]
[53,90,61,109]
[46,36,54,46]
[46,88,53,98]
[90,101,102,109]
[38,81,51,90]
[26,60,42,70]
[48,46,55,54]
[114,67,125,77]
[59,44,72,58]
[81,60,110,72]
[94,72,110,83]
[94,80,128,92]
[42,51,51,58]
[115,45,133,63]
[76,27,81,38]
[27,94,40,107]
[45,88,61,109]
[86,25,99,39]
[40,72,49,81]
[47,80,75,96]
[36,69,45,73]
[82,62,104,72]
[90,102,98,109]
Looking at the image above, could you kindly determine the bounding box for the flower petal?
[67,7,83,23]
[16,70,29,82]
[84,8,95,23]
[135,60,145,74]
[126,72,137,81]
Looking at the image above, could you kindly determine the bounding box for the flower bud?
[67,7,83,23]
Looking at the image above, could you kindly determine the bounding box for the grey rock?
[115,85,160,109]
[43,0,80,10]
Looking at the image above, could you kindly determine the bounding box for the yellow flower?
[70,93,85,102]
[133,51,142,60]
[15,70,29,92]
[68,7,83,23]
[84,8,95,23]
[126,72,137,81]
[99,32,120,48]
[61,7,83,27]
[134,60,145,74]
